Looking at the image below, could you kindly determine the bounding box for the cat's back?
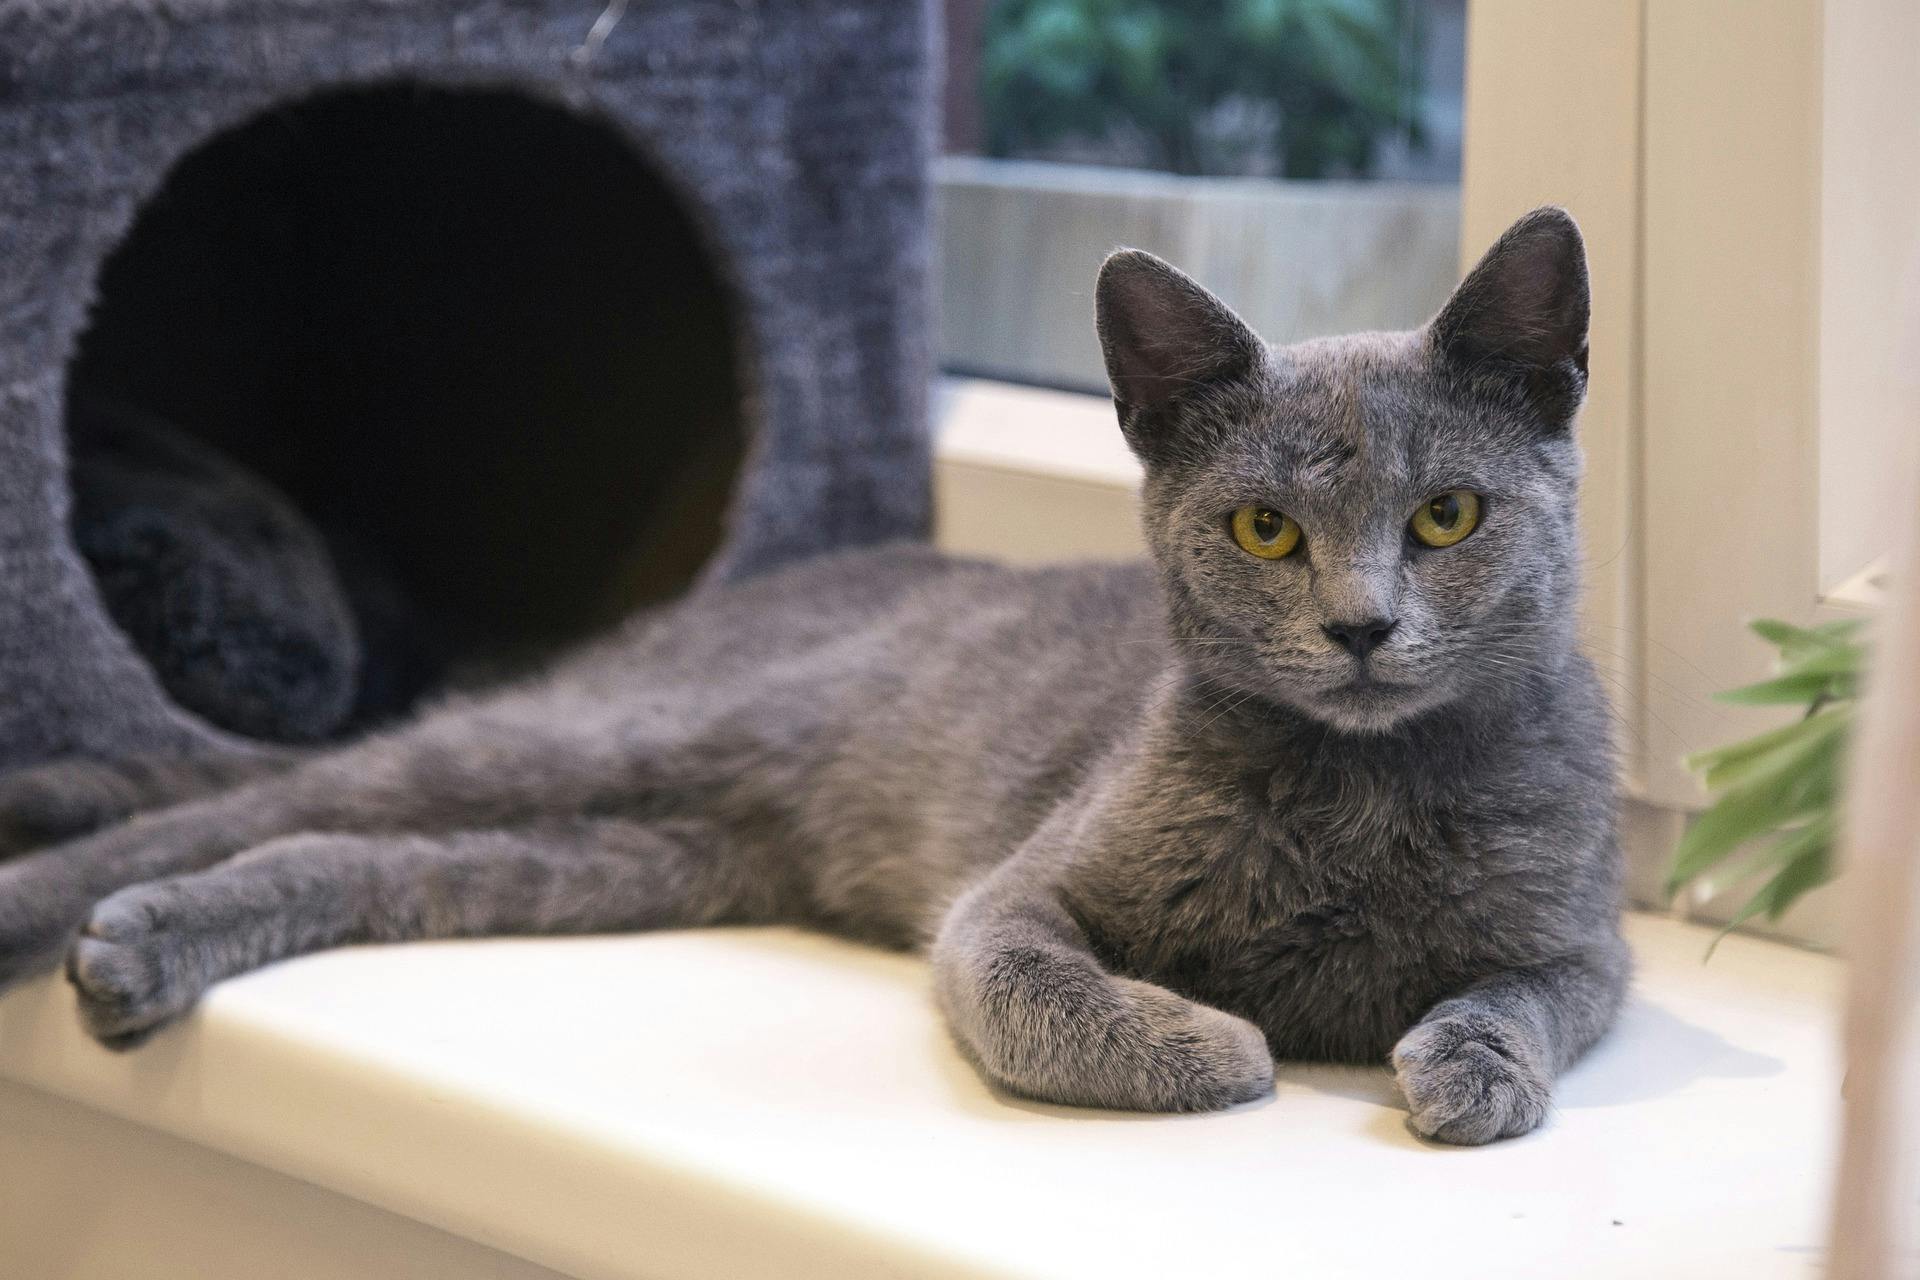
[572,543,1177,940]
[592,543,1168,700]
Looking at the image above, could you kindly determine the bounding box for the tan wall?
[1461,1,1866,946]
[1459,0,1647,788]
[1638,0,1826,808]
[1462,2,1858,811]
[1819,0,1920,590]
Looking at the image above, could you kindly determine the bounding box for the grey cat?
[0,207,1624,1144]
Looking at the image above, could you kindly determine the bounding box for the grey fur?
[0,209,1625,1143]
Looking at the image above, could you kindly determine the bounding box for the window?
[936,0,1467,393]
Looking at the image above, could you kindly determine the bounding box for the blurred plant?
[981,0,1422,179]
[1665,619,1868,934]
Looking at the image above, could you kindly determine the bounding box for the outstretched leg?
[65,818,768,1047]
[0,702,673,985]
[932,864,1274,1113]
[0,746,302,858]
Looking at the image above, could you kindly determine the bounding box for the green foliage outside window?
[981,0,1423,179]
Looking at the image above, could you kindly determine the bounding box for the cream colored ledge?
[0,914,1840,1279]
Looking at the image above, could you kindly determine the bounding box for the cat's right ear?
[1096,250,1266,466]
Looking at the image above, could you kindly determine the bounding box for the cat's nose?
[1323,617,1397,660]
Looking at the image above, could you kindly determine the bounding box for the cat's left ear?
[1430,206,1591,432]
[1097,249,1267,465]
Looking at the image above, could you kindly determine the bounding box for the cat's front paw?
[1101,979,1275,1112]
[65,886,208,1049]
[1392,1011,1551,1145]
[948,962,1274,1113]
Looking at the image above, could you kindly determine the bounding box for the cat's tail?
[0,744,308,858]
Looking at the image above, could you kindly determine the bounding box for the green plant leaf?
[1725,821,1836,927]
[1776,642,1866,679]
[1665,725,1841,896]
[1715,670,1851,706]
[1667,785,1820,897]
[1685,705,1847,778]
[1672,619,1868,944]
[1721,619,1864,704]
[1748,617,1864,661]
[1690,706,1850,792]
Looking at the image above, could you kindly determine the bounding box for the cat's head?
[1097,208,1590,734]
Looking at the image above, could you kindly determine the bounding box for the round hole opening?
[65,84,747,741]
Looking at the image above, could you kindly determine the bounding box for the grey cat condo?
[0,0,935,771]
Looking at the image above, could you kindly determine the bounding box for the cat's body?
[0,209,1626,1142]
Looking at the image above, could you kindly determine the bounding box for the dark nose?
[1323,617,1397,660]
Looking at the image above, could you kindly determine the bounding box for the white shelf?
[934,377,1139,490]
[0,912,1840,1279]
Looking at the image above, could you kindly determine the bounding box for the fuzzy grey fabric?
[0,0,934,770]
[67,394,362,744]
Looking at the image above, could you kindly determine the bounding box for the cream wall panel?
[1828,436,1920,1277]
[0,1080,570,1280]
[1639,0,1824,809]
[932,378,1144,564]
[1459,0,1647,788]
[1818,0,1920,589]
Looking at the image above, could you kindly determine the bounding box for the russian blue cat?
[0,207,1623,1143]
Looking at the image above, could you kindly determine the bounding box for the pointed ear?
[1096,249,1265,463]
[1430,207,1591,430]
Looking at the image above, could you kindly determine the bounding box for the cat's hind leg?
[0,704,661,987]
[0,788,311,988]
[0,746,302,858]
[65,818,766,1048]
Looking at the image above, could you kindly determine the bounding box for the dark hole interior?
[66,84,745,737]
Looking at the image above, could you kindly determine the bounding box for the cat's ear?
[1096,250,1266,464]
[1430,207,1591,431]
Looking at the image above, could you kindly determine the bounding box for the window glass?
[938,0,1468,392]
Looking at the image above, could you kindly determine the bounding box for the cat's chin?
[1297,677,1443,735]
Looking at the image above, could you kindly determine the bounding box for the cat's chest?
[1108,796,1473,953]
[1081,791,1501,1054]
[1221,809,1471,953]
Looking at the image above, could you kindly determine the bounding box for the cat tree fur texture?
[0,0,935,771]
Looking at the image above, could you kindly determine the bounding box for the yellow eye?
[1410,491,1483,548]
[1230,506,1302,559]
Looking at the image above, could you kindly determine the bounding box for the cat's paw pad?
[65,890,203,1049]
[1392,1012,1550,1145]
